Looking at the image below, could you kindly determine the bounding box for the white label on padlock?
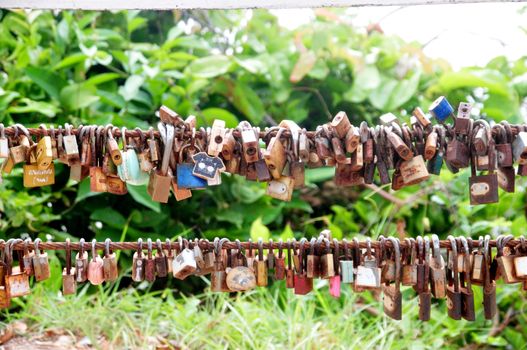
[470,182,489,196]
[268,181,287,194]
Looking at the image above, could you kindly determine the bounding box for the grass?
[1,275,512,350]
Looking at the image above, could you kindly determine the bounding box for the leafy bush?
[1,8,527,347]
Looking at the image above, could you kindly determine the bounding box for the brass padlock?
[263,128,287,179]
[62,239,76,295]
[471,237,485,285]
[132,239,145,282]
[345,126,360,153]
[383,237,402,320]
[36,134,53,170]
[255,239,268,287]
[103,239,118,282]
[87,239,105,285]
[32,238,50,282]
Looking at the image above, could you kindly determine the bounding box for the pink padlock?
[329,275,341,298]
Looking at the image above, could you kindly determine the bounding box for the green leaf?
[280,224,294,240]
[344,65,381,103]
[25,66,66,100]
[306,167,335,183]
[232,83,265,124]
[369,71,420,111]
[187,55,232,79]
[127,185,161,213]
[53,53,87,70]
[201,108,239,128]
[119,75,145,101]
[436,68,511,96]
[59,83,99,110]
[7,98,59,117]
[250,217,270,241]
[90,207,126,229]
[85,73,121,86]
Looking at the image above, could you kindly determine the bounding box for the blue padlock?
[177,163,207,189]
[429,96,453,123]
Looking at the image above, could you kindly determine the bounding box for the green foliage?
[1,8,527,347]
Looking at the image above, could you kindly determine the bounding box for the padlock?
[379,113,398,126]
[402,238,417,286]
[102,239,118,282]
[226,266,256,292]
[22,239,34,276]
[266,176,294,201]
[23,163,55,188]
[153,239,168,278]
[345,126,360,154]
[446,138,469,169]
[454,102,472,135]
[62,239,76,295]
[331,111,352,138]
[211,238,230,292]
[473,127,489,157]
[400,155,429,185]
[106,175,128,195]
[429,96,454,123]
[446,236,462,320]
[143,238,156,282]
[106,127,122,166]
[75,239,89,283]
[285,240,295,288]
[423,130,438,161]
[117,128,149,186]
[294,238,313,295]
[315,134,332,160]
[383,237,402,320]
[63,123,80,165]
[482,235,497,320]
[263,129,287,179]
[496,123,513,167]
[414,236,426,294]
[4,239,30,298]
[469,147,498,205]
[380,236,396,283]
[496,235,521,284]
[334,163,364,187]
[386,129,412,160]
[274,240,286,280]
[497,166,515,193]
[340,239,354,284]
[36,135,53,170]
[132,239,145,282]
[354,239,381,290]
[32,238,50,282]
[331,137,347,164]
[458,237,475,321]
[513,131,527,164]
[254,239,268,287]
[87,239,105,285]
[239,121,259,164]
[471,237,485,285]
[418,237,431,321]
[306,238,320,279]
[173,238,197,280]
[429,234,446,299]
[192,151,225,182]
[320,238,335,279]
[148,123,174,203]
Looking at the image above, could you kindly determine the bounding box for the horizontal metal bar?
[0,0,520,10]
